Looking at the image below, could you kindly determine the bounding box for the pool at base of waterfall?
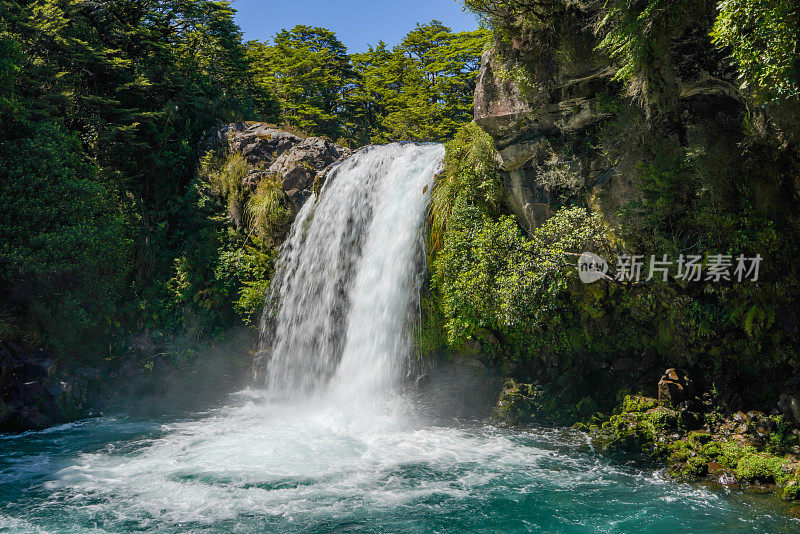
[1,394,798,534]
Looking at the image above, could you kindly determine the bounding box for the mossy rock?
[492,379,581,426]
[700,441,757,468]
[735,452,788,484]
[492,380,545,425]
[782,478,800,501]
[682,456,710,478]
[592,406,681,460]
[667,440,692,463]
[622,395,658,413]
[687,431,712,446]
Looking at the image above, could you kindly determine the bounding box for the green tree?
[0,0,277,358]
[247,25,356,140]
[351,22,489,143]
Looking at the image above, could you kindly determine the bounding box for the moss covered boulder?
[492,379,545,425]
[591,395,684,460]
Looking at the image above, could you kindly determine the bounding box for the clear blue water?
[1,393,798,533]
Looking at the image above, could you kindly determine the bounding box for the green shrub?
[246,176,294,245]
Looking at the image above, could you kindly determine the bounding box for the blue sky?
[231,0,480,52]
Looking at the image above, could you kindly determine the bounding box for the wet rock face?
[202,122,351,210]
[658,368,694,406]
[473,49,542,149]
[0,343,88,433]
[473,12,748,235]
[268,137,351,209]
[778,394,800,422]
[473,47,617,232]
[474,49,615,151]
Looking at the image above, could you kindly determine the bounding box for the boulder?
[47,380,72,398]
[492,379,546,425]
[202,122,303,166]
[778,394,800,422]
[268,137,351,208]
[241,130,302,165]
[745,411,774,437]
[0,342,92,432]
[200,123,351,211]
[658,368,694,406]
[13,407,52,431]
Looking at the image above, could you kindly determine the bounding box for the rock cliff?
[471,8,781,234]
[203,122,351,210]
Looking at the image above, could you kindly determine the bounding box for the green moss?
[642,407,680,434]
[682,456,710,478]
[766,415,800,453]
[622,395,657,413]
[700,441,756,468]
[735,453,787,484]
[782,477,800,501]
[687,432,712,447]
[668,440,692,463]
[593,406,682,460]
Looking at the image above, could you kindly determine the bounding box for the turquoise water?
[1,393,798,533]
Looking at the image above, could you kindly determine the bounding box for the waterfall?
[256,143,444,406]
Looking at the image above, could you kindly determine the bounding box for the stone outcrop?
[474,49,616,150]
[779,394,800,423]
[0,342,89,432]
[474,47,617,230]
[268,136,351,209]
[473,17,748,234]
[657,368,694,406]
[202,122,351,209]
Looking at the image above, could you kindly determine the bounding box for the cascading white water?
[257,143,445,406]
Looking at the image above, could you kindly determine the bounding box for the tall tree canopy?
[248,21,490,145]
[247,26,355,141]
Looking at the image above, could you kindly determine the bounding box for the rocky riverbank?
[492,370,800,502]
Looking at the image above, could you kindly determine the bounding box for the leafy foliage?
[711,0,800,102]
[595,0,707,113]
[246,177,294,246]
[429,122,503,251]
[247,26,355,140]
[248,22,489,145]
[430,125,614,353]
